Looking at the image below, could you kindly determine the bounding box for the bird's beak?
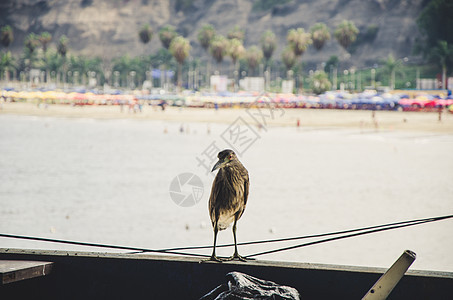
[211,159,223,172]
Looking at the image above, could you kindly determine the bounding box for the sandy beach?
[1,102,453,133]
[1,108,453,272]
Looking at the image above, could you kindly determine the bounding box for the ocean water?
[0,114,452,272]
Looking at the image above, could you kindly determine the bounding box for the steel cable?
[0,214,452,259]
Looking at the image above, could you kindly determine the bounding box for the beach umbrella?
[16,91,29,99]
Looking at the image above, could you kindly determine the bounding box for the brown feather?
[209,153,249,231]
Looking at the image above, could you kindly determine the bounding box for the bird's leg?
[225,218,248,262]
[210,226,223,262]
[202,222,222,263]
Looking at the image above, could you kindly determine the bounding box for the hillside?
[0,0,425,69]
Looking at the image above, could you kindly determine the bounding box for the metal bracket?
[362,250,416,300]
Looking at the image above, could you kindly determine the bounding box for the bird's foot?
[224,252,252,262]
[200,254,223,263]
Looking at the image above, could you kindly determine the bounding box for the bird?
[207,149,249,262]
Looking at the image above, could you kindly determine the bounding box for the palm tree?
[112,55,132,87]
[0,51,15,81]
[69,55,86,85]
[282,46,296,78]
[324,55,339,89]
[287,28,312,92]
[139,24,153,48]
[310,23,330,51]
[45,49,63,84]
[245,46,263,76]
[39,32,52,83]
[197,24,216,88]
[23,33,40,81]
[287,28,312,57]
[429,40,453,89]
[228,38,245,90]
[38,32,52,53]
[197,24,215,51]
[57,35,69,57]
[138,24,153,87]
[227,25,245,41]
[158,26,177,90]
[261,30,277,65]
[1,25,14,48]
[261,30,277,91]
[57,35,69,85]
[324,55,339,72]
[228,39,245,67]
[334,20,359,51]
[70,55,102,86]
[84,56,102,86]
[209,35,228,73]
[384,54,403,90]
[159,25,177,49]
[24,33,40,55]
[310,70,332,94]
[139,24,153,44]
[169,36,191,89]
[111,55,147,88]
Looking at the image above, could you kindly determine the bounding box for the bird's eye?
[228,154,233,160]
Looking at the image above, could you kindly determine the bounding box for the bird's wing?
[243,172,249,207]
[208,173,223,222]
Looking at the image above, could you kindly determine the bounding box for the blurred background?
[0,0,452,272]
[0,0,452,92]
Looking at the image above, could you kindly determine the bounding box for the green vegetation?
[287,28,312,57]
[228,38,245,90]
[383,55,402,89]
[138,24,153,45]
[414,0,453,83]
[197,24,215,51]
[159,25,178,49]
[0,51,14,81]
[310,70,331,94]
[281,46,296,74]
[416,0,453,48]
[24,33,40,55]
[209,35,229,65]
[309,23,330,51]
[334,20,359,50]
[324,56,339,73]
[227,25,245,42]
[0,25,14,48]
[244,45,263,76]
[339,64,438,91]
[260,30,277,64]
[57,35,68,57]
[428,40,453,89]
[38,32,52,53]
[0,8,450,91]
[228,39,245,66]
[169,36,191,88]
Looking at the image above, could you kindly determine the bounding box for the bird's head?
[211,149,237,172]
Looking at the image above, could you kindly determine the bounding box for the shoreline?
[1,102,453,133]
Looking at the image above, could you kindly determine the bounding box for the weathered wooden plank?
[0,260,53,284]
